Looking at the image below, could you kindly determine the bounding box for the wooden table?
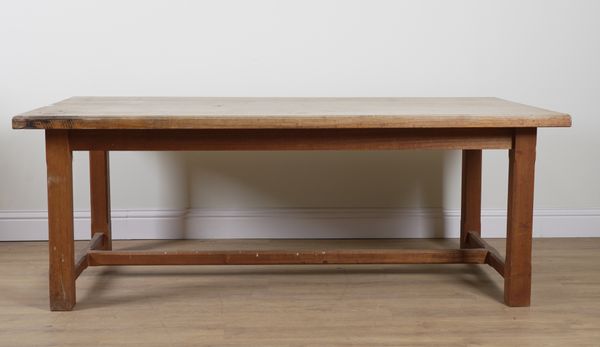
[12,97,571,311]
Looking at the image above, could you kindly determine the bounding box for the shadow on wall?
[178,150,451,239]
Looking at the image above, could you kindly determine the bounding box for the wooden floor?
[1,238,599,346]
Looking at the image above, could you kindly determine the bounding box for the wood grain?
[460,150,482,248]
[87,248,488,266]
[45,130,76,311]
[68,128,514,151]
[504,128,537,307]
[12,97,571,129]
[89,151,111,250]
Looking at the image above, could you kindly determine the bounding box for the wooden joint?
[74,253,88,280]
[89,232,106,251]
[74,233,106,279]
[465,231,505,277]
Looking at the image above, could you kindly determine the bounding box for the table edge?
[12,114,572,130]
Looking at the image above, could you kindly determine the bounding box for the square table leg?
[45,130,76,311]
[504,128,537,307]
[90,151,112,250]
[460,150,482,249]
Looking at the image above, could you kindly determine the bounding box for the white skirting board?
[0,208,599,241]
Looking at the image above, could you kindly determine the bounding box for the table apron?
[66,128,514,151]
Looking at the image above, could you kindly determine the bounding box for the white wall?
[1,0,599,239]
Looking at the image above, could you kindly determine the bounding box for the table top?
[12,97,571,130]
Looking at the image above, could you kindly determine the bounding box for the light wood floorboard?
[1,238,599,346]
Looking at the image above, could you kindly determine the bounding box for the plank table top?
[12,97,571,130]
[13,96,571,310]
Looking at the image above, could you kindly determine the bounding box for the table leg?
[45,130,76,311]
[460,150,482,248]
[90,151,112,250]
[504,128,537,307]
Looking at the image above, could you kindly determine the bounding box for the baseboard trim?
[0,208,598,241]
